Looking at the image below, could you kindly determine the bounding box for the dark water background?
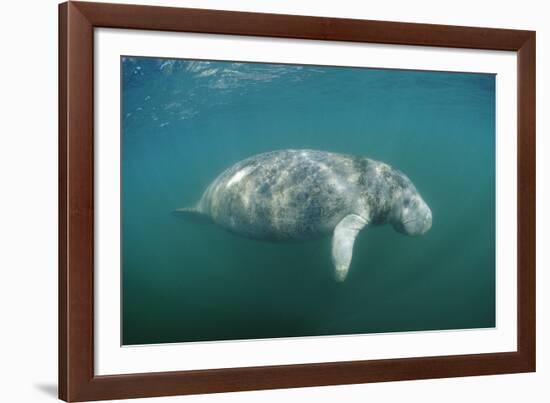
[121,56,495,345]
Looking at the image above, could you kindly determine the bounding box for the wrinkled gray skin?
[176,149,432,281]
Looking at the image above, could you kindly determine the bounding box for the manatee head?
[389,171,432,236]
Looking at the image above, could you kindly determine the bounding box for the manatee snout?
[416,207,432,235]
[394,198,432,236]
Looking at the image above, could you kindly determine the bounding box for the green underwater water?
[121,56,496,345]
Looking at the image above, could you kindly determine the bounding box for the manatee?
[175,149,432,281]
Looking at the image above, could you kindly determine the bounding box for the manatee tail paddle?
[172,206,199,216]
[172,206,211,224]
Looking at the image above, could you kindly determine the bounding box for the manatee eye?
[403,197,411,208]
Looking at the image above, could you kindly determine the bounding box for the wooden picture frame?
[59,1,536,401]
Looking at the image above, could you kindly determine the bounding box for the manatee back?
[200,150,359,241]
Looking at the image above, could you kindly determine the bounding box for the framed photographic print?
[59,1,536,401]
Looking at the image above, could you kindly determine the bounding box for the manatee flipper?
[331,214,368,282]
